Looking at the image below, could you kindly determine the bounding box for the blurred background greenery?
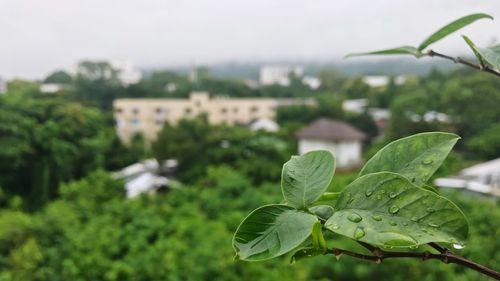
[0,64,499,280]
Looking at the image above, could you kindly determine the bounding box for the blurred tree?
[44,70,73,84]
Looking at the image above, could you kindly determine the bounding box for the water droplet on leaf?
[365,190,373,197]
[354,227,365,239]
[426,207,435,213]
[428,222,439,228]
[372,215,382,221]
[411,216,419,222]
[389,192,397,199]
[389,221,397,226]
[453,243,465,250]
[422,159,434,165]
[388,205,400,214]
[347,213,362,223]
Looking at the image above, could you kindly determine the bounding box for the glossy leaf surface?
[418,13,493,51]
[282,151,335,209]
[325,173,468,248]
[346,46,422,58]
[233,205,317,261]
[360,132,459,187]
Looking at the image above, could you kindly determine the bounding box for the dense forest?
[0,63,499,280]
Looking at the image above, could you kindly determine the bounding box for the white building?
[296,118,366,169]
[110,60,142,86]
[259,65,304,86]
[434,158,500,196]
[363,75,406,88]
[113,159,170,198]
[302,76,321,90]
[249,118,279,132]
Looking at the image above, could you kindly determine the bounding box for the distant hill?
[145,57,460,80]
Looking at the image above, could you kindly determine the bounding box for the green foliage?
[44,70,73,84]
[325,172,468,247]
[281,151,335,209]
[360,132,460,187]
[346,13,498,72]
[468,124,500,159]
[417,13,493,51]
[234,132,469,263]
[233,205,317,261]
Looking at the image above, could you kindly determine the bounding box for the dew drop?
[411,216,419,222]
[354,227,365,239]
[335,253,342,261]
[453,243,465,250]
[421,228,428,233]
[403,222,408,226]
[428,222,439,228]
[388,205,400,214]
[409,245,419,249]
[331,224,340,230]
[347,213,362,223]
[372,215,382,221]
[365,190,373,197]
[404,163,410,168]
[376,195,382,200]
[381,190,386,194]
[422,159,434,165]
[411,177,416,183]
[389,192,397,199]
[389,221,397,226]
[426,207,435,213]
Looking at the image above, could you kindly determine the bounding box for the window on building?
[115,108,123,113]
[185,107,192,114]
[250,106,258,113]
[233,107,239,113]
[221,107,227,114]
[132,108,140,115]
[131,118,140,126]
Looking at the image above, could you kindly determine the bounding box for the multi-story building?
[259,65,304,86]
[113,91,315,143]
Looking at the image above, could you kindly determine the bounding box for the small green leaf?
[282,151,335,209]
[346,46,422,58]
[233,204,317,261]
[310,205,335,221]
[360,132,460,187]
[418,13,493,51]
[324,173,468,248]
[311,221,327,252]
[462,35,486,67]
[312,192,341,207]
[478,44,500,70]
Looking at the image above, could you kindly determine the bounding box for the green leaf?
[346,46,423,58]
[418,13,493,51]
[312,192,341,207]
[360,132,460,187]
[462,35,486,67]
[310,205,335,221]
[311,221,327,252]
[233,204,318,261]
[281,150,335,209]
[478,44,500,70]
[422,184,439,194]
[325,173,468,248]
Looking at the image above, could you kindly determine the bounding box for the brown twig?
[427,50,500,77]
[325,246,500,280]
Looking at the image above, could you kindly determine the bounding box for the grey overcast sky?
[1,0,499,79]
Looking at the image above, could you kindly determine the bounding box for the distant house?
[249,118,279,132]
[113,159,171,198]
[296,119,366,169]
[434,158,500,196]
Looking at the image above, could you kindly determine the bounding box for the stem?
[325,246,500,280]
[427,50,500,77]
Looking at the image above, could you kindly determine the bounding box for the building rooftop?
[296,118,366,141]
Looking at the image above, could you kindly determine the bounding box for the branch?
[427,50,500,77]
[325,246,500,280]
